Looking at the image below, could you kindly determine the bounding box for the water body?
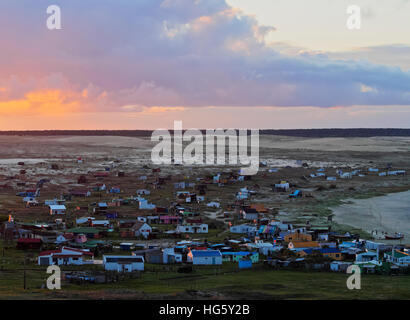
[331,190,410,241]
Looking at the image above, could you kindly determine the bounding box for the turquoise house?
[222,251,259,263]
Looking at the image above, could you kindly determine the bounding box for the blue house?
[187,250,222,265]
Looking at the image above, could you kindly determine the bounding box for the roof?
[303,248,341,254]
[39,250,61,256]
[191,250,221,257]
[49,205,66,210]
[66,227,100,234]
[290,241,320,248]
[243,208,259,214]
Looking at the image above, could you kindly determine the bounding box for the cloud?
[0,0,409,116]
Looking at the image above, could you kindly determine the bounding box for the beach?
[331,190,410,241]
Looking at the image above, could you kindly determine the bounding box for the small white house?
[132,222,152,238]
[49,204,66,215]
[38,247,93,266]
[187,250,222,265]
[103,255,144,272]
[176,224,208,234]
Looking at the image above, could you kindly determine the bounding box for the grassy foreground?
[0,264,409,300]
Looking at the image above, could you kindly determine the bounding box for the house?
[384,250,410,266]
[222,251,259,263]
[246,240,274,255]
[288,241,320,251]
[137,189,150,196]
[300,248,343,260]
[330,261,352,272]
[236,187,250,200]
[118,220,137,228]
[93,202,108,214]
[44,199,65,206]
[207,201,220,208]
[187,250,222,265]
[120,243,133,251]
[103,255,144,272]
[65,227,102,239]
[355,251,378,263]
[109,186,121,194]
[145,250,163,264]
[137,216,147,223]
[273,182,290,192]
[176,224,208,234]
[230,224,257,234]
[241,207,259,221]
[163,248,183,264]
[139,199,156,210]
[174,182,186,189]
[76,217,94,225]
[49,204,66,215]
[340,172,353,179]
[250,204,268,214]
[131,222,152,239]
[69,189,91,197]
[91,220,110,228]
[38,247,94,266]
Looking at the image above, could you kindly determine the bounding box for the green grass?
[1,264,409,300]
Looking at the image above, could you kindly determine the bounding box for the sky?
[0,0,410,130]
